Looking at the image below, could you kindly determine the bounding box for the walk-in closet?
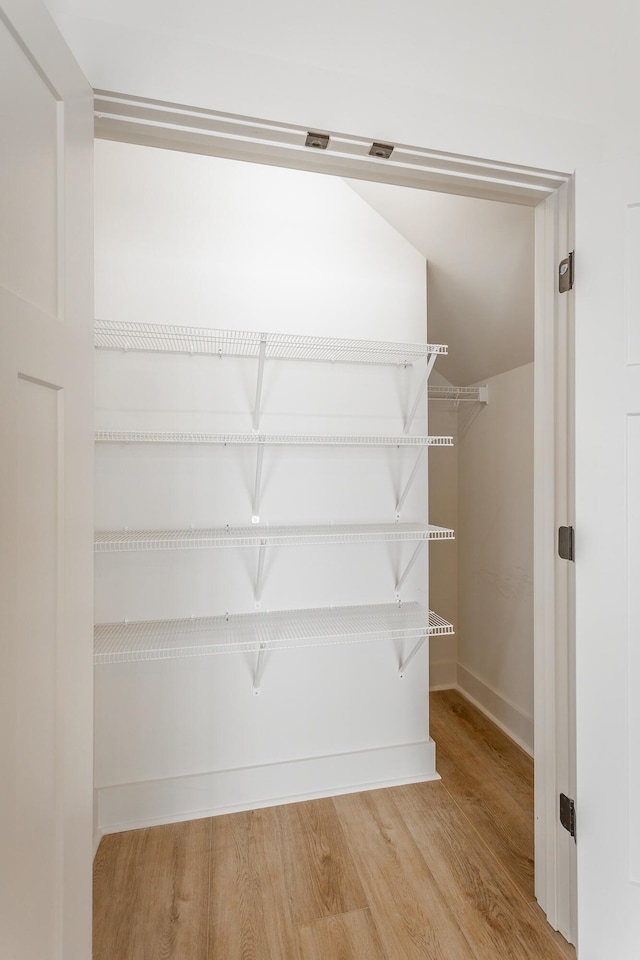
[92,138,534,836]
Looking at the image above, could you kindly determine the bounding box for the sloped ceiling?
[345,180,534,386]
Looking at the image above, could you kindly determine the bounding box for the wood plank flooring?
[93,689,576,959]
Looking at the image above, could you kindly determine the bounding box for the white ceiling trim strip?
[94,90,570,206]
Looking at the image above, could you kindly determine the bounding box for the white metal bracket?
[253,338,267,431]
[255,540,267,602]
[395,540,426,599]
[395,447,426,519]
[404,354,437,435]
[252,443,264,523]
[398,635,427,678]
[253,642,268,695]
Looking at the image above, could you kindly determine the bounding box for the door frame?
[534,181,576,942]
[92,91,576,941]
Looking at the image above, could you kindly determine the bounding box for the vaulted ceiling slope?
[345,180,534,386]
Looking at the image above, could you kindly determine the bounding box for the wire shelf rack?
[94,319,448,365]
[94,522,455,553]
[428,385,488,403]
[94,430,454,447]
[94,602,454,663]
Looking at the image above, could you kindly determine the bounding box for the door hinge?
[558,525,575,561]
[560,793,576,838]
[559,251,574,293]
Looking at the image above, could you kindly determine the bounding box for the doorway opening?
[92,92,574,944]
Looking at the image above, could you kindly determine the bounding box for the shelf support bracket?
[395,540,426,597]
[398,635,427,678]
[253,642,268,695]
[255,540,267,604]
[252,443,265,523]
[404,353,437,435]
[396,447,426,519]
[253,338,267,431]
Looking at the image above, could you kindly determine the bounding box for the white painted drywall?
[43,0,613,173]
[93,139,440,831]
[345,180,535,386]
[427,374,458,690]
[94,143,427,341]
[43,0,638,141]
[456,363,534,752]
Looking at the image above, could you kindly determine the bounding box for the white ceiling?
[346,181,534,386]
[45,0,640,134]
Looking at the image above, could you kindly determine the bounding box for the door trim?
[93,90,567,206]
[93,90,575,938]
[534,182,576,943]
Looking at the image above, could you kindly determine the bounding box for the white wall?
[428,364,534,752]
[93,139,441,832]
[428,380,458,689]
[456,363,534,752]
[44,0,611,174]
[346,180,535,386]
[94,143,427,341]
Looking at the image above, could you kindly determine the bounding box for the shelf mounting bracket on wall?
[253,338,267,431]
[253,642,268,695]
[255,540,267,607]
[398,635,427,678]
[252,443,265,523]
[404,354,437,435]
[395,540,426,599]
[395,447,426,519]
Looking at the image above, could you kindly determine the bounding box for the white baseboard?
[429,660,457,690]
[456,664,534,756]
[97,740,438,834]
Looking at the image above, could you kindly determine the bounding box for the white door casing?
[0,2,94,958]
[534,180,577,945]
[575,158,640,958]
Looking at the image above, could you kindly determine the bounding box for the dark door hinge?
[559,251,574,293]
[560,793,576,838]
[558,525,575,561]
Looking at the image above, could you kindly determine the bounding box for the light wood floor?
[93,689,576,959]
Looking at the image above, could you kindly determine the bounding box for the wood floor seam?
[292,904,371,929]
[435,775,538,912]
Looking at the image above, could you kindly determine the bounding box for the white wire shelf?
[94,430,454,447]
[94,319,448,365]
[94,602,454,663]
[94,522,455,553]
[428,385,489,403]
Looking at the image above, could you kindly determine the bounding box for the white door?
[575,158,640,957]
[0,2,94,958]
